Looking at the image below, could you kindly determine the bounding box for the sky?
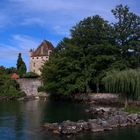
[0,0,140,70]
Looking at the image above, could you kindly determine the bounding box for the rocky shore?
[43,108,140,135]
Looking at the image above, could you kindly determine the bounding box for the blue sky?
[0,0,140,70]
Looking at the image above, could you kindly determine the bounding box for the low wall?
[17,78,43,96]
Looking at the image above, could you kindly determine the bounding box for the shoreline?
[43,107,140,135]
[42,93,140,136]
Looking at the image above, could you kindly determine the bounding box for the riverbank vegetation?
[16,53,27,77]
[123,106,140,113]
[41,4,140,102]
[0,67,26,99]
[103,70,140,108]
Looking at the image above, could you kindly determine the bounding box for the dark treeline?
[41,5,140,98]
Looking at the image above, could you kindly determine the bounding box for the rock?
[44,123,59,132]
[107,117,119,128]
[77,120,89,131]
[128,114,138,121]
[100,120,112,131]
[89,123,104,132]
[53,130,60,134]
[61,121,82,135]
[43,107,140,136]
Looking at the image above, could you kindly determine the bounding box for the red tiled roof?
[31,40,54,57]
[11,73,19,79]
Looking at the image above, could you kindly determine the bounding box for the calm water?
[0,100,140,140]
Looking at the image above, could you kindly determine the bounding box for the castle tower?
[29,40,54,75]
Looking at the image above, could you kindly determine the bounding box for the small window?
[33,62,35,67]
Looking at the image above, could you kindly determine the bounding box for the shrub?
[22,72,39,78]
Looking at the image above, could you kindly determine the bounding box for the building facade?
[29,40,54,75]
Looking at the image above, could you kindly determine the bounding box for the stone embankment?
[74,93,121,106]
[43,108,140,135]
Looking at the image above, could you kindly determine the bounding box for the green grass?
[123,106,140,114]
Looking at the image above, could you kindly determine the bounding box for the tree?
[112,4,140,69]
[41,5,140,97]
[41,16,116,95]
[42,42,85,95]
[0,70,26,98]
[16,53,27,77]
[102,69,140,108]
[70,15,116,93]
[5,67,17,74]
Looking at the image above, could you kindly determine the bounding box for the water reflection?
[0,100,90,140]
[0,100,139,140]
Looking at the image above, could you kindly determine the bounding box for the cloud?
[0,0,140,68]
[0,0,138,34]
[0,34,40,67]
[21,17,46,26]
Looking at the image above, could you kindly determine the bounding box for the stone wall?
[17,78,43,96]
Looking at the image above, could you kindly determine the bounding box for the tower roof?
[31,40,54,57]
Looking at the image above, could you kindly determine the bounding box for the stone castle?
[29,40,54,75]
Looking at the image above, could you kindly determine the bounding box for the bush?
[0,74,26,98]
[22,72,39,78]
[38,86,46,92]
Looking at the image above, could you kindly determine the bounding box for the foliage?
[0,66,17,75]
[112,4,140,69]
[102,69,140,107]
[6,67,17,74]
[0,72,26,98]
[22,72,39,78]
[123,106,140,113]
[16,53,27,77]
[41,5,140,97]
[42,16,115,95]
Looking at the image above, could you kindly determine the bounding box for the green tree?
[0,70,26,98]
[41,5,140,97]
[6,67,17,74]
[42,16,116,95]
[16,53,27,77]
[70,15,116,93]
[111,4,140,69]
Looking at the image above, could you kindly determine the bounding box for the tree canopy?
[41,5,140,97]
[0,68,26,98]
[16,53,27,77]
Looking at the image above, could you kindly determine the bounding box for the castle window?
[37,57,38,59]
[33,62,35,67]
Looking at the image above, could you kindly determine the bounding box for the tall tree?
[112,4,140,69]
[42,16,116,95]
[71,15,116,93]
[16,53,27,77]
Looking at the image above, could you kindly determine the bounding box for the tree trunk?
[96,82,99,93]
[124,97,128,108]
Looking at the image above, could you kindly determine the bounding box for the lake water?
[0,100,140,140]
